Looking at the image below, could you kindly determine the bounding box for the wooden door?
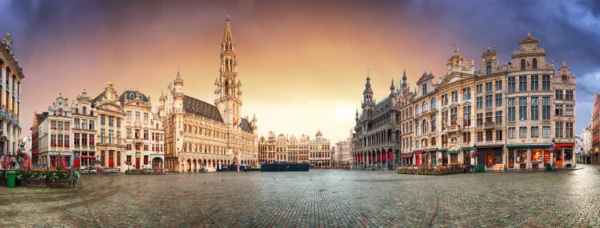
[136,158,141,169]
[486,152,494,168]
[416,157,421,166]
[109,157,114,168]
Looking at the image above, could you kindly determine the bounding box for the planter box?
[23,178,48,188]
[48,179,74,188]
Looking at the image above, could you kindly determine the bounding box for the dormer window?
[486,61,492,74]
[422,84,427,94]
[532,58,538,70]
[562,75,567,83]
[521,59,526,71]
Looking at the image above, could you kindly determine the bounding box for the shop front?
[399,153,413,166]
[460,147,474,165]
[555,143,575,168]
[423,148,437,166]
[506,144,552,169]
[473,145,503,169]
[413,151,424,166]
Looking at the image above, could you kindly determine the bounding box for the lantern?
[471,149,479,158]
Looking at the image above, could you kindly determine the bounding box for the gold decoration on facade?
[107,79,115,87]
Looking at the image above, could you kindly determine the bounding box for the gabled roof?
[183,95,223,123]
[240,118,253,133]
[416,73,435,85]
[91,91,106,105]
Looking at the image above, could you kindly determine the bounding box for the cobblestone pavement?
[1,165,600,227]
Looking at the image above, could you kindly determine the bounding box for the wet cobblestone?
[1,165,600,227]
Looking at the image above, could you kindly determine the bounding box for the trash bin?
[6,171,16,188]
[476,165,485,172]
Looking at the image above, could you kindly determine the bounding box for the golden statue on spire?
[107,79,114,87]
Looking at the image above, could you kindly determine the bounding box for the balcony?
[484,121,494,129]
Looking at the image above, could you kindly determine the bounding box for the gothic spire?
[223,15,233,44]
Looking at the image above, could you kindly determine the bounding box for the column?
[527,148,531,169]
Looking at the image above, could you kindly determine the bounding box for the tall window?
[463,132,471,143]
[486,95,492,108]
[452,91,458,102]
[116,118,121,127]
[463,88,471,100]
[415,120,420,135]
[531,126,539,137]
[542,97,551,120]
[555,104,563,116]
[543,126,550,138]
[477,96,483,109]
[135,111,141,120]
[566,122,573,138]
[477,113,483,125]
[415,105,420,116]
[519,127,527,138]
[422,101,428,112]
[566,90,574,100]
[442,111,448,127]
[519,76,527,92]
[422,84,427,94]
[531,75,538,91]
[519,97,527,120]
[496,111,503,124]
[463,106,471,126]
[485,112,493,124]
[555,90,563,100]
[101,115,106,125]
[508,127,515,138]
[431,98,437,110]
[532,58,537,69]
[520,59,526,70]
[450,107,458,124]
[495,80,502,90]
[422,120,428,134]
[508,77,516,93]
[496,130,503,141]
[486,130,493,141]
[566,104,573,116]
[144,113,149,122]
[108,116,114,127]
[477,132,483,142]
[486,82,493,91]
[486,61,492,74]
[531,97,539,120]
[542,75,550,90]
[126,111,132,120]
[508,98,516,121]
[477,84,483,93]
[495,94,502,107]
[431,115,437,132]
[555,122,563,137]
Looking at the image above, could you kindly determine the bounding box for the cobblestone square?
[1,165,600,227]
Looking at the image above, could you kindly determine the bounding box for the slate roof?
[240,118,253,133]
[183,95,224,123]
[119,90,149,105]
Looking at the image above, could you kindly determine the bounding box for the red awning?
[413,151,424,155]
[400,154,413,158]
[81,156,96,158]
[555,143,574,148]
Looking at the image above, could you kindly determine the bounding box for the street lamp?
[548,138,557,170]
[471,144,479,169]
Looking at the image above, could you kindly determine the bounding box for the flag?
[233,118,238,126]
[238,121,243,128]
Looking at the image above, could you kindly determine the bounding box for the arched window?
[486,61,492,74]
[415,106,420,115]
[562,75,567,83]
[532,58,537,70]
[431,98,437,110]
[75,108,79,114]
[431,137,437,146]
[520,59,526,70]
[422,119,428,133]
[422,101,427,112]
[82,106,87,115]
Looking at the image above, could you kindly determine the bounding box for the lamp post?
[548,138,557,170]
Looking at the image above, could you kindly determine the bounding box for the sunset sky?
[1,0,599,143]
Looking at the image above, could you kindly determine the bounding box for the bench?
[493,164,504,172]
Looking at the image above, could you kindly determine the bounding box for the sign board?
[135,152,141,158]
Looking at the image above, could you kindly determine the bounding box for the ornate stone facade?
[71,90,97,168]
[353,32,577,170]
[258,131,332,167]
[38,95,73,167]
[159,17,258,172]
[121,89,164,170]
[0,32,24,164]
